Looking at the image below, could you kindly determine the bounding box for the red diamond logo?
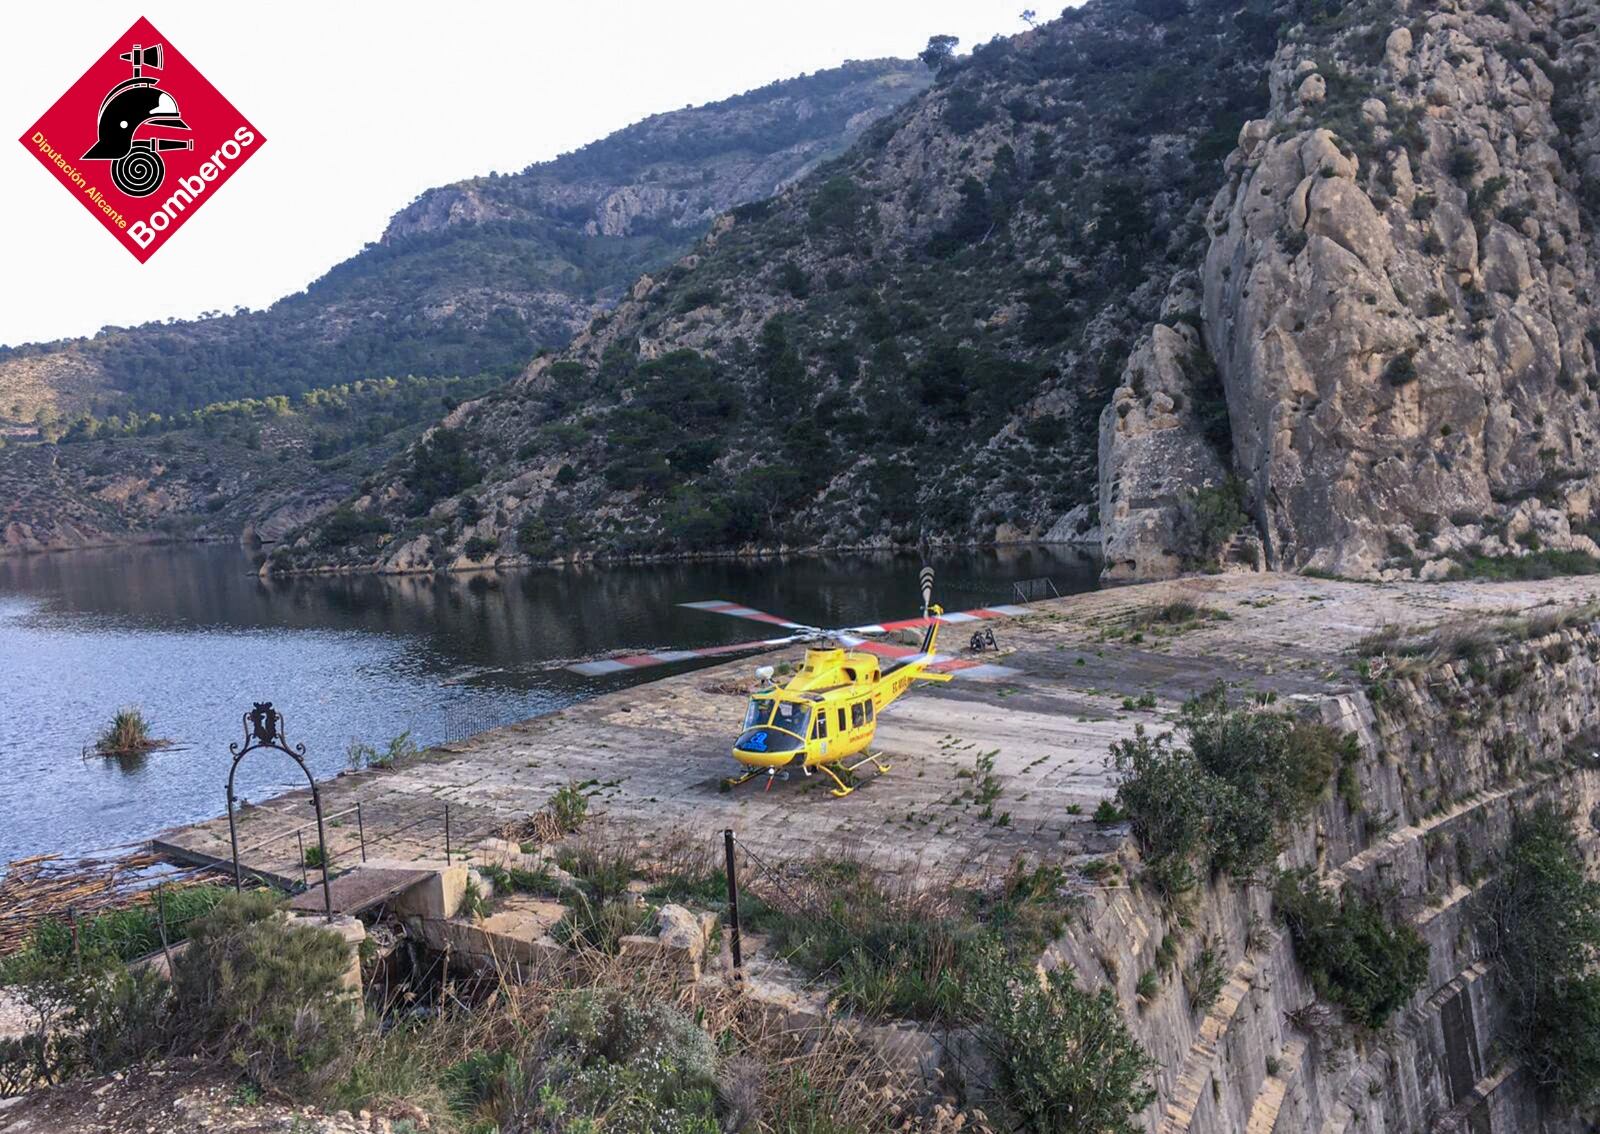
[19,16,265,262]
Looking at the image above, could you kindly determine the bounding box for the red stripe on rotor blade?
[851,640,918,659]
[876,617,929,632]
[697,639,791,657]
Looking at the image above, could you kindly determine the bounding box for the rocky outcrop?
[1198,0,1600,578]
[1098,322,1231,580]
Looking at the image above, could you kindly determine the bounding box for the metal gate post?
[723,829,743,980]
[226,703,333,921]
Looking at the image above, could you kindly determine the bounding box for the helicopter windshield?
[769,701,811,737]
[742,699,773,729]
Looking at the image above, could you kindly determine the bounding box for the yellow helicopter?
[569,568,1024,796]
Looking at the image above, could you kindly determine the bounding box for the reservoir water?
[0,543,1097,863]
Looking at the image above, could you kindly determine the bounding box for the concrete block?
[290,913,366,991]
[392,863,468,920]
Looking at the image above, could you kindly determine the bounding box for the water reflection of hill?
[0,544,1099,691]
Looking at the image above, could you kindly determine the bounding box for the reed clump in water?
[92,707,172,758]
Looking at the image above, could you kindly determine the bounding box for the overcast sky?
[1,1,1039,347]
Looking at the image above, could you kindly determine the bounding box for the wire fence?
[1011,576,1062,604]
[1,792,506,962]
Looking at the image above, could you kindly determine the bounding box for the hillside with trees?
[278,0,1281,571]
[0,60,929,430]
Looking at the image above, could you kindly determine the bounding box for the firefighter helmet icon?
[80,42,193,197]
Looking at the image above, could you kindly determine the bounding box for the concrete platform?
[286,865,434,916]
[152,571,1600,883]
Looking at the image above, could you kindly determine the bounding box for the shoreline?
[262,534,1106,578]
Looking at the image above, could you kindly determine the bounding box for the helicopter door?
[813,711,828,755]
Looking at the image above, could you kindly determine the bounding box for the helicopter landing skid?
[821,753,891,798]
[724,768,790,792]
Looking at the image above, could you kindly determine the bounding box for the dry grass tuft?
[91,707,171,758]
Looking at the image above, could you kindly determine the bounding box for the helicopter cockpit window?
[743,699,773,729]
[771,701,811,737]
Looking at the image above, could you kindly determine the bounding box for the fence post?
[68,906,80,972]
[444,804,452,862]
[156,882,173,972]
[723,829,743,981]
[357,802,367,863]
[297,830,308,889]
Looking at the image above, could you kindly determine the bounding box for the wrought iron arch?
[226,702,332,921]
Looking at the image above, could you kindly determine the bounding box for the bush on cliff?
[1112,682,1346,895]
[1481,804,1600,1105]
[1273,870,1428,1030]
[970,947,1157,1134]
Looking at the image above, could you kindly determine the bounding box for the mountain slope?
[278,0,1283,572]
[0,60,929,429]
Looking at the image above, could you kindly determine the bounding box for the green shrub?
[1273,870,1428,1029]
[748,858,1069,1023]
[971,949,1156,1134]
[0,954,172,1087]
[1382,351,1419,386]
[1175,478,1247,567]
[313,506,390,551]
[461,535,499,560]
[1093,799,1128,824]
[1113,684,1346,891]
[554,895,649,954]
[1480,804,1600,1105]
[548,781,589,833]
[441,1049,524,1129]
[345,731,418,771]
[171,892,362,1092]
[1184,944,1227,1013]
[1448,144,1481,181]
[405,427,482,515]
[1110,728,1210,894]
[1447,549,1600,581]
[529,989,719,1132]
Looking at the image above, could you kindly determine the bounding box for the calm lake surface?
[0,543,1097,863]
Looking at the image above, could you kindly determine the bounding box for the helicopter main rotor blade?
[833,635,1022,680]
[842,604,1032,635]
[566,633,807,677]
[678,600,813,631]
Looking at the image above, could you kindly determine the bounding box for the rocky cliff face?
[1102,0,1600,579]
[1054,612,1600,1132]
